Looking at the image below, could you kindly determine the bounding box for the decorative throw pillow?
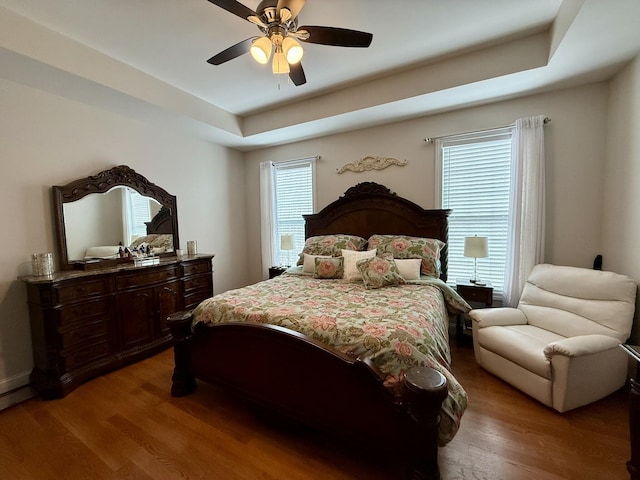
[367,234,444,278]
[303,253,331,273]
[342,248,377,282]
[313,256,344,279]
[356,255,406,289]
[394,258,422,281]
[297,234,367,265]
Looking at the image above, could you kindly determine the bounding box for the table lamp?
[464,235,488,284]
[280,234,295,267]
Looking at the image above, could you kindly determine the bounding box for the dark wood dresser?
[22,254,214,398]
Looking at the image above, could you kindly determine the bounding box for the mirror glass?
[63,186,168,261]
[53,165,179,270]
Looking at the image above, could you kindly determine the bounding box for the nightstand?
[455,279,493,344]
[268,266,287,279]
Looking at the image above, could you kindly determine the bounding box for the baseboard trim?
[0,384,36,411]
[0,370,35,410]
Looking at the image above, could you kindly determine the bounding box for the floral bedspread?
[192,272,470,445]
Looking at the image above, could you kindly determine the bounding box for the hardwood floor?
[0,341,631,479]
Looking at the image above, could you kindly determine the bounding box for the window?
[273,158,315,266]
[122,188,152,245]
[436,128,512,301]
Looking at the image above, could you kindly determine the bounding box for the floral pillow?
[313,257,344,279]
[296,234,367,265]
[356,255,406,289]
[130,234,173,251]
[367,234,444,278]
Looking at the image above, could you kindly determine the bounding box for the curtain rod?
[423,117,551,144]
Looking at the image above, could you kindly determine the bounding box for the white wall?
[244,83,609,284]
[603,55,640,344]
[0,78,248,397]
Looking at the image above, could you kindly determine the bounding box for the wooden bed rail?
[167,310,449,480]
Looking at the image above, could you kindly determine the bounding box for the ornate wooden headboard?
[304,182,450,280]
[145,206,174,234]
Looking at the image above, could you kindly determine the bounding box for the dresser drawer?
[182,260,211,276]
[184,290,211,310]
[61,318,110,349]
[62,340,111,371]
[58,298,110,328]
[457,286,492,304]
[183,274,211,293]
[116,266,178,290]
[56,278,109,303]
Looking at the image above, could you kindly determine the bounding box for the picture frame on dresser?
[21,165,214,398]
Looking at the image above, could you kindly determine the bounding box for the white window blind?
[437,129,512,301]
[273,159,315,266]
[122,188,151,245]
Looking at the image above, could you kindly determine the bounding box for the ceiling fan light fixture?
[272,48,290,74]
[250,36,272,64]
[282,36,303,64]
[279,8,292,24]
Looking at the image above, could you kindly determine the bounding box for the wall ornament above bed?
[336,155,408,174]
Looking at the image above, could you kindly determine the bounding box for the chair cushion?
[476,325,565,379]
[520,264,636,342]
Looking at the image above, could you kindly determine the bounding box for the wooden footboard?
[168,311,448,480]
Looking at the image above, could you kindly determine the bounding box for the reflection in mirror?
[53,165,180,270]
[63,187,164,261]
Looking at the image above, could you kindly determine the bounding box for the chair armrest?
[544,334,621,359]
[469,307,527,328]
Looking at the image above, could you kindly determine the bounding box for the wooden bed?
[168,182,456,479]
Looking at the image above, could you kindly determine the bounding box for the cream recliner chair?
[470,264,637,412]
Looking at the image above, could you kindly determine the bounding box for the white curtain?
[503,115,547,306]
[259,161,276,280]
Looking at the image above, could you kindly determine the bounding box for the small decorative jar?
[32,252,54,276]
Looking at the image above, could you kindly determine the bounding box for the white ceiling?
[1,0,640,151]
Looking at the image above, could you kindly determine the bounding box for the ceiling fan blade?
[277,0,306,20]
[289,62,306,86]
[206,0,257,22]
[298,26,373,47]
[207,37,255,65]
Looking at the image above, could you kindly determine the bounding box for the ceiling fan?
[206,0,373,86]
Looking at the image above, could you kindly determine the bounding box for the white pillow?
[395,258,422,280]
[303,253,331,273]
[342,249,376,282]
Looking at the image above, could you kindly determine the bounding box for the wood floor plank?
[0,340,631,479]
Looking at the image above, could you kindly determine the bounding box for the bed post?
[403,366,448,480]
[167,310,197,397]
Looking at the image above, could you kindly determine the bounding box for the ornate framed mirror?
[53,165,180,270]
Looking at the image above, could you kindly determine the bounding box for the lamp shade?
[282,37,303,64]
[464,236,489,258]
[250,37,272,64]
[280,234,295,251]
[272,49,290,73]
